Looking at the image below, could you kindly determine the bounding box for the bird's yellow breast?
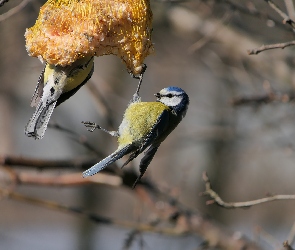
[118,102,170,148]
[43,57,94,93]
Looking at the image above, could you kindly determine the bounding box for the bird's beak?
[154,93,160,99]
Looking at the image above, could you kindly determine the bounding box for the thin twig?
[284,0,295,21]
[201,172,295,209]
[188,12,232,53]
[283,241,295,250]
[231,91,295,106]
[0,160,263,249]
[15,172,122,187]
[0,155,98,170]
[264,0,295,29]
[48,121,104,157]
[0,0,9,7]
[254,226,281,249]
[206,0,288,30]
[0,0,31,22]
[1,188,190,236]
[287,222,295,246]
[248,40,295,55]
[86,80,116,129]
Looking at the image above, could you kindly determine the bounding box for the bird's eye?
[167,94,173,98]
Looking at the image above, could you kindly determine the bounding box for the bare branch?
[0,0,31,22]
[287,222,295,246]
[48,121,105,157]
[284,0,295,21]
[201,172,295,209]
[0,0,9,7]
[264,0,295,29]
[231,91,295,106]
[248,40,295,55]
[0,188,192,236]
[15,172,122,187]
[188,12,232,53]
[283,241,295,250]
[205,0,289,30]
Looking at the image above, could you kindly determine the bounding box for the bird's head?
[155,86,189,117]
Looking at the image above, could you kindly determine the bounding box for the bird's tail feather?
[83,145,133,177]
[25,100,57,140]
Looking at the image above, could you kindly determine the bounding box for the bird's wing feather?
[83,144,134,177]
[121,109,169,169]
[140,109,170,151]
[30,65,45,107]
[132,145,159,188]
[25,100,57,139]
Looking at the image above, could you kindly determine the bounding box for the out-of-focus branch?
[0,0,9,7]
[0,155,98,170]
[188,12,232,53]
[134,188,262,249]
[287,222,295,247]
[201,172,295,208]
[168,6,293,82]
[264,0,295,29]
[284,241,294,250]
[209,0,288,30]
[248,41,295,55]
[246,1,295,55]
[0,188,193,236]
[0,0,31,22]
[48,121,105,156]
[87,80,116,129]
[0,154,263,249]
[15,171,122,187]
[231,91,295,106]
[285,0,295,21]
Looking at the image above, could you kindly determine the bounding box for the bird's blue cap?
[164,86,185,93]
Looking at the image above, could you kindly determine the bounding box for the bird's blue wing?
[120,109,169,169]
[141,109,170,151]
[30,64,45,107]
[132,145,159,188]
[128,110,170,187]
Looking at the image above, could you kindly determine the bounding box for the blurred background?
[1,0,295,249]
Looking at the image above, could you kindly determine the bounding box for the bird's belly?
[117,102,169,147]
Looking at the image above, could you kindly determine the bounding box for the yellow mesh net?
[25,0,153,74]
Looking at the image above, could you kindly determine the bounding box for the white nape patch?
[160,95,182,107]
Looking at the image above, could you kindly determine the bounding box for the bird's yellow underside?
[25,0,153,74]
[43,56,94,92]
[118,102,170,147]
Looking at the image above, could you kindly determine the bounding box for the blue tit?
[82,86,189,187]
[25,56,94,139]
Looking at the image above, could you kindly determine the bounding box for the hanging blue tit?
[25,56,94,139]
[82,86,189,187]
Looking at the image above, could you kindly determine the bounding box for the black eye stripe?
[161,94,181,97]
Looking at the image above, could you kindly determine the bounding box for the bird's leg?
[129,64,147,102]
[82,121,119,137]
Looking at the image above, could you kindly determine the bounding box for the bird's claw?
[81,121,100,132]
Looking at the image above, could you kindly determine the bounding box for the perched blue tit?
[82,86,189,187]
[25,56,94,139]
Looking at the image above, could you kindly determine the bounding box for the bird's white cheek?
[161,96,182,107]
